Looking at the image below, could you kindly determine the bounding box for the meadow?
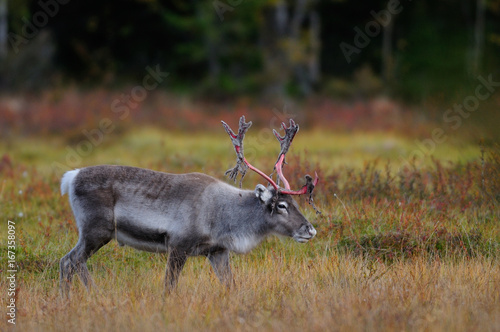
[1,113,499,331]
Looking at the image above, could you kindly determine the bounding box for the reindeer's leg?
[165,248,187,292]
[60,246,79,297]
[60,238,97,298]
[60,212,114,298]
[208,249,234,288]
[60,234,112,297]
[76,229,112,290]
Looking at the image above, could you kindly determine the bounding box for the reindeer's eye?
[277,202,288,211]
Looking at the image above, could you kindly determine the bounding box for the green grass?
[2,127,482,174]
[0,127,499,331]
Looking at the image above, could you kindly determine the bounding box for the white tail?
[60,169,80,196]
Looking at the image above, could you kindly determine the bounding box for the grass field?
[1,126,499,331]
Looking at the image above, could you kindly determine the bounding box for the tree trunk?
[260,0,289,98]
[260,0,321,97]
[290,0,310,95]
[381,14,394,84]
[0,0,7,59]
[472,0,485,76]
[197,5,220,82]
[308,9,320,86]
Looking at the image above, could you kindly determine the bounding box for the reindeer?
[59,116,319,297]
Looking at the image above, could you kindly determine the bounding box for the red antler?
[222,116,280,191]
[222,116,319,199]
[271,119,319,196]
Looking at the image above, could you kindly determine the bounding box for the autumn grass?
[1,128,499,331]
[10,251,500,332]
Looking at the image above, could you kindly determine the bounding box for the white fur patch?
[60,169,80,195]
[230,235,260,254]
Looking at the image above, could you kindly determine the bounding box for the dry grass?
[11,252,500,332]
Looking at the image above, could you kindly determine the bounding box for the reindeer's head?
[254,184,317,242]
[222,116,320,243]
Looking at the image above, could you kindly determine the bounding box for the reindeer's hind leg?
[60,249,77,297]
[60,225,112,297]
[60,195,114,298]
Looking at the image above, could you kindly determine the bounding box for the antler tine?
[221,116,251,160]
[281,172,321,214]
[280,172,319,196]
[272,119,320,203]
[273,119,298,157]
[272,119,299,189]
[222,116,279,190]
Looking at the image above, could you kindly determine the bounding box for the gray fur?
[59,165,316,296]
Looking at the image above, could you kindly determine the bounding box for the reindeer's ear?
[255,184,273,204]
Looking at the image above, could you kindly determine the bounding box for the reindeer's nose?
[308,225,317,238]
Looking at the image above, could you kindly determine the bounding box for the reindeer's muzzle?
[293,224,317,243]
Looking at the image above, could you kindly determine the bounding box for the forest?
[1,0,499,101]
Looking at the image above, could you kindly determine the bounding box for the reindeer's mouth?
[293,226,316,243]
[293,235,314,243]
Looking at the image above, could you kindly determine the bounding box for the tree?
[260,0,321,97]
[472,0,485,76]
[0,0,7,59]
[381,8,394,84]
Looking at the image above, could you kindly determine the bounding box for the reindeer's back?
[73,165,217,199]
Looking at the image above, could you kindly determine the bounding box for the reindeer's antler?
[272,119,298,189]
[222,116,279,190]
[222,116,319,203]
[271,120,319,204]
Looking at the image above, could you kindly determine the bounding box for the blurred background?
[0,0,499,164]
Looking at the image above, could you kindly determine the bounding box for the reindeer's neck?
[209,188,271,253]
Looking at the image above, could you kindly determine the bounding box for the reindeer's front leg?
[207,249,234,288]
[165,248,187,292]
